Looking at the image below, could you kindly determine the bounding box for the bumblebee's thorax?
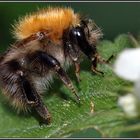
[13,7,80,43]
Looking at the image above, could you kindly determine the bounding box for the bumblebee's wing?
[14,29,51,48]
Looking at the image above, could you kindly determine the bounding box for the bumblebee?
[0,7,110,124]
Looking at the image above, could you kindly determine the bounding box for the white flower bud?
[118,93,139,118]
[114,48,140,82]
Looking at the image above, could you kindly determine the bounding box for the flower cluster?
[114,48,140,118]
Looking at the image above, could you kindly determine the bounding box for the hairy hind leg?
[0,60,51,124]
[28,50,80,103]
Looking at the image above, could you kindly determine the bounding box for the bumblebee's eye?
[69,26,95,58]
[69,26,87,45]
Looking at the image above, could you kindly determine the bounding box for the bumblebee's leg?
[34,100,51,124]
[91,55,104,75]
[55,66,80,103]
[74,62,81,82]
[18,72,51,124]
[65,42,81,82]
[32,51,80,103]
[97,54,114,64]
[0,60,51,124]
[18,71,38,105]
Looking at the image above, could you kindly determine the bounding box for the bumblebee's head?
[69,25,93,57]
[66,19,103,60]
[62,18,104,75]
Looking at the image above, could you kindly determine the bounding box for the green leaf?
[0,34,140,138]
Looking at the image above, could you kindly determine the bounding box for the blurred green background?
[0,2,140,52]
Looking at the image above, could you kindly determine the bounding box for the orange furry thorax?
[13,7,80,42]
